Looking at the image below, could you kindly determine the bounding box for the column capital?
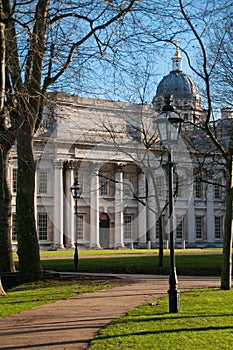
[53,159,64,169]
[116,162,126,172]
[64,160,75,170]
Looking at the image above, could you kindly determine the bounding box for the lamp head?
[71,178,82,199]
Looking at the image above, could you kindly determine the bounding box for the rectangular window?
[76,214,84,241]
[124,215,132,241]
[156,176,164,198]
[176,217,183,240]
[12,168,17,193]
[38,170,48,194]
[38,213,48,241]
[215,216,223,239]
[123,173,134,197]
[11,214,17,241]
[214,182,222,200]
[195,216,203,240]
[99,174,110,196]
[195,179,202,199]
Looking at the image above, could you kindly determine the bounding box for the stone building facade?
[9,47,230,250]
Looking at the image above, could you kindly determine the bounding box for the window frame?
[195,216,204,240]
[214,216,223,240]
[38,169,48,195]
[38,213,48,241]
[124,215,132,242]
[76,214,84,241]
[12,168,17,194]
[11,213,17,241]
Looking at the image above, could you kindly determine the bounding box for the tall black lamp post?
[70,177,82,272]
[155,95,183,313]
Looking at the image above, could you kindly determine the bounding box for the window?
[195,216,203,240]
[215,216,223,239]
[195,179,203,199]
[124,215,132,241]
[176,217,183,240]
[38,213,48,241]
[123,173,134,197]
[11,214,17,241]
[12,168,17,193]
[156,176,164,198]
[214,181,222,200]
[38,170,48,194]
[99,174,110,197]
[76,214,84,241]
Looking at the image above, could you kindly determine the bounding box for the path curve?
[0,275,220,350]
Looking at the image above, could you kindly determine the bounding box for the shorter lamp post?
[70,177,82,272]
[155,95,183,313]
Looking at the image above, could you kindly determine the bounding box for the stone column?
[90,164,101,248]
[186,201,195,244]
[206,185,214,243]
[147,174,156,244]
[138,171,147,247]
[64,161,75,247]
[53,160,64,249]
[114,164,125,248]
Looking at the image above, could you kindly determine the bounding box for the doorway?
[99,213,110,248]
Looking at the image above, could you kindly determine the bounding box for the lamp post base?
[168,288,180,313]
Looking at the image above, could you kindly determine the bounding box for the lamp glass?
[157,112,169,143]
[71,179,82,199]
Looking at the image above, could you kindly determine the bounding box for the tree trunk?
[158,214,164,267]
[0,277,6,296]
[221,158,232,290]
[0,148,15,273]
[16,122,42,282]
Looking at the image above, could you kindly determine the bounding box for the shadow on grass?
[96,324,233,341]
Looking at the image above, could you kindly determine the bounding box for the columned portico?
[53,160,64,248]
[90,164,101,248]
[114,164,125,248]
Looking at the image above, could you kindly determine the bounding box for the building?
[10,47,230,250]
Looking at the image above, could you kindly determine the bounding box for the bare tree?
[0,0,138,281]
[176,0,233,289]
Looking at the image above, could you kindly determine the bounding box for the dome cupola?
[155,43,199,100]
[152,43,203,122]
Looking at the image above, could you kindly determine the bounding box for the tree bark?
[0,148,15,272]
[0,277,6,296]
[16,121,42,282]
[221,157,233,290]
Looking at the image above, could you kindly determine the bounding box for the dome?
[156,70,199,99]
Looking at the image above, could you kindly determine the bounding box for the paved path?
[0,275,220,350]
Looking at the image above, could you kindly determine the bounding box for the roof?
[156,70,199,99]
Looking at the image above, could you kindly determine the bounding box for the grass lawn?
[89,288,233,350]
[11,248,223,260]
[0,279,117,319]
[38,248,222,258]
[40,254,223,276]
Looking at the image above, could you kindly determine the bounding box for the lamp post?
[155,95,183,313]
[70,177,82,272]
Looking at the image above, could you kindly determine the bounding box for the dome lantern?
[172,41,182,71]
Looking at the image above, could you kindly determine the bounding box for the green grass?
[12,248,223,260]
[40,254,223,276]
[0,279,116,319]
[89,288,233,350]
